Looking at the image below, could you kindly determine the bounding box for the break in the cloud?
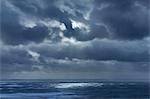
[0,0,149,81]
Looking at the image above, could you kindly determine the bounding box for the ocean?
[0,79,149,99]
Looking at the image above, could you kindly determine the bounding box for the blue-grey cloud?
[1,0,149,45]
[92,0,149,40]
[0,0,149,80]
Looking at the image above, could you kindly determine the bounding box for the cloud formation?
[0,0,149,80]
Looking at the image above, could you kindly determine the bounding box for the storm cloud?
[0,0,149,81]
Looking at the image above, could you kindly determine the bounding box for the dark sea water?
[0,79,149,99]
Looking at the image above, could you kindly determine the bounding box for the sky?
[0,0,149,81]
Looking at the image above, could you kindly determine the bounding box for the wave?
[54,83,104,88]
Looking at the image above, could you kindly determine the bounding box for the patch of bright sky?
[71,19,90,32]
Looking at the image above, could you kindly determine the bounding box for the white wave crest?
[55,83,103,88]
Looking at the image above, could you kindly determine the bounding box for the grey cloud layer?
[0,0,149,80]
[92,0,149,40]
[1,0,149,45]
[1,38,149,79]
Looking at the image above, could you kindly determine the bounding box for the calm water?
[0,79,149,99]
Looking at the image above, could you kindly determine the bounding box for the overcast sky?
[0,0,149,81]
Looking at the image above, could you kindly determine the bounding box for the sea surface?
[0,79,149,99]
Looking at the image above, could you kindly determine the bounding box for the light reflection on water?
[0,80,149,99]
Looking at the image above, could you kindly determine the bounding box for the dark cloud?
[33,39,149,62]
[62,24,109,41]
[22,26,49,43]
[92,0,149,40]
[1,0,49,45]
[1,43,149,80]
[0,0,149,80]
[1,0,149,44]
[1,0,85,44]
[1,38,148,67]
[0,46,34,66]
